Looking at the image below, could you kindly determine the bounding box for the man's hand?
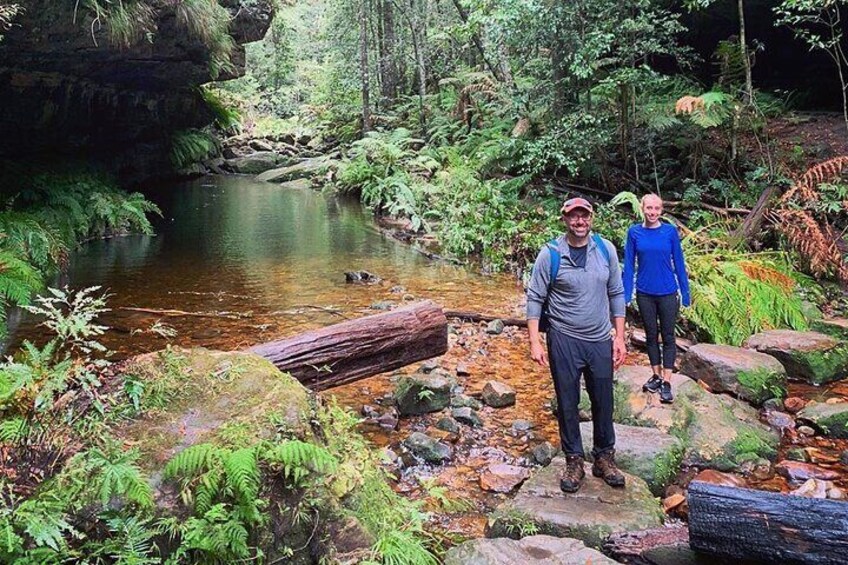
[530,339,548,367]
[613,337,627,369]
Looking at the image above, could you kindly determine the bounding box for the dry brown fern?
[771,155,848,284]
[738,261,796,292]
[779,155,848,204]
[674,95,705,115]
[454,75,500,121]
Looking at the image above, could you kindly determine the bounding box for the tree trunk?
[359,0,373,133]
[730,183,778,245]
[449,0,504,82]
[688,481,848,565]
[378,0,398,103]
[738,0,753,104]
[249,301,447,391]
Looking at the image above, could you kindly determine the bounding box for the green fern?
[170,129,219,169]
[164,443,217,482]
[68,445,154,509]
[262,439,337,486]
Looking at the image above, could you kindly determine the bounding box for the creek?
[7,174,848,543]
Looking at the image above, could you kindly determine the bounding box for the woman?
[623,194,690,404]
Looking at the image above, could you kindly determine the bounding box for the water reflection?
[8,176,521,357]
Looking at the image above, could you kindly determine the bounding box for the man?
[526,197,627,493]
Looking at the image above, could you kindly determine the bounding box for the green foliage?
[685,245,809,345]
[263,439,337,487]
[200,87,242,134]
[725,429,778,463]
[490,508,540,539]
[652,442,685,490]
[62,443,154,509]
[737,368,787,404]
[170,129,219,169]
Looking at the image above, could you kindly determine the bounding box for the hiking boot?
[592,450,625,488]
[560,455,585,493]
[660,381,674,404]
[642,374,663,393]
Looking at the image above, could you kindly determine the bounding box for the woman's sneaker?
[642,374,663,393]
[660,381,674,404]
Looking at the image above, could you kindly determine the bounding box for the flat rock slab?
[798,401,848,439]
[579,422,683,495]
[489,457,663,550]
[679,344,787,406]
[444,535,619,565]
[255,156,336,182]
[811,318,848,341]
[743,330,848,385]
[615,366,778,470]
[225,152,288,174]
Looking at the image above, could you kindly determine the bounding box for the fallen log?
[249,300,447,391]
[688,480,848,565]
[630,328,692,353]
[443,310,527,327]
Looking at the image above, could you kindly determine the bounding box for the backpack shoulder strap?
[592,233,610,265]
[545,239,560,290]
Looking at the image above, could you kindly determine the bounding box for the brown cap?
[561,197,593,214]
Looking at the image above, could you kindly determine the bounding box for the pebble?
[840,450,848,466]
[783,397,806,413]
[797,425,816,437]
[762,398,784,412]
[532,442,556,466]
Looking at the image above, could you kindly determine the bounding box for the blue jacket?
[623,223,691,306]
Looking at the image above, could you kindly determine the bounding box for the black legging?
[636,292,679,370]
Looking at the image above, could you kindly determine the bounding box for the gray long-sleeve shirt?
[526,234,626,342]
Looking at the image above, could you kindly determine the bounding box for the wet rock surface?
[394,373,452,415]
[481,380,516,408]
[679,344,787,405]
[479,463,530,493]
[489,457,664,550]
[403,431,452,464]
[444,535,619,565]
[797,401,848,439]
[743,330,848,385]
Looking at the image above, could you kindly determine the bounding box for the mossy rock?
[394,373,452,415]
[226,152,289,175]
[743,330,848,385]
[615,366,778,471]
[579,422,684,496]
[255,156,337,182]
[111,347,432,563]
[444,535,618,565]
[811,318,848,342]
[488,458,663,550]
[797,401,848,439]
[679,344,787,406]
[117,347,313,469]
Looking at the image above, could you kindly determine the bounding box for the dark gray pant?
[636,292,679,369]
[547,329,615,458]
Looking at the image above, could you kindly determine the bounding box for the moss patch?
[737,368,786,405]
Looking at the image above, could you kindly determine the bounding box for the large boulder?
[679,344,787,406]
[394,373,452,415]
[743,330,848,385]
[119,348,313,469]
[797,401,848,439]
[615,366,778,470]
[444,535,619,565]
[114,347,388,562]
[225,151,289,174]
[580,422,684,495]
[488,457,663,550]
[255,156,337,183]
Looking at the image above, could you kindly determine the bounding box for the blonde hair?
[641,194,663,207]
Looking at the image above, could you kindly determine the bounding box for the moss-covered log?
[250,300,448,390]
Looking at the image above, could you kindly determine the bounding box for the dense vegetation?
[214,0,848,345]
